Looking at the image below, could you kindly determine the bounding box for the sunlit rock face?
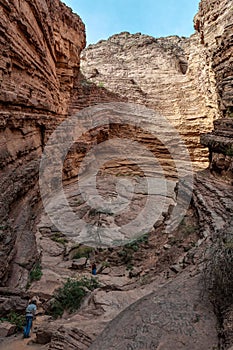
[80,31,219,169]
[0,0,85,115]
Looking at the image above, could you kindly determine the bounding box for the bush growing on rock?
[72,246,94,259]
[29,263,43,282]
[0,312,25,331]
[51,232,68,245]
[203,238,233,316]
[117,234,149,265]
[49,277,100,319]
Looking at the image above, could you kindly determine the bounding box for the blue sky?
[63,0,200,45]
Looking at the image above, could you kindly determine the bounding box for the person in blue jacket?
[23,299,37,338]
[91,262,97,275]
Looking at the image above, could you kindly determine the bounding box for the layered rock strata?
[194,0,233,116]
[81,32,219,169]
[0,0,86,286]
[0,0,85,114]
[201,118,233,183]
[0,0,233,348]
[196,0,233,181]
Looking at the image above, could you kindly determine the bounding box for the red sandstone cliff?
[0,0,86,286]
[0,0,85,114]
[80,32,219,169]
[0,0,232,349]
[196,0,233,183]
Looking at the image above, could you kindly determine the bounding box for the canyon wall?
[195,0,233,116]
[0,0,85,115]
[196,0,233,182]
[0,0,232,287]
[0,0,232,348]
[80,31,219,169]
[0,0,85,286]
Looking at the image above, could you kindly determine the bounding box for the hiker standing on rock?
[91,262,97,275]
[23,299,37,338]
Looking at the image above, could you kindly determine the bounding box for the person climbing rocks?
[91,262,97,275]
[23,298,37,338]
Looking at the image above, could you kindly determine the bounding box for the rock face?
[0,0,85,115]
[194,0,233,117]
[1,0,231,288]
[201,118,233,183]
[195,0,233,182]
[0,322,16,337]
[0,0,85,286]
[36,325,92,349]
[90,274,218,350]
[0,0,233,349]
[81,32,219,169]
[84,170,233,350]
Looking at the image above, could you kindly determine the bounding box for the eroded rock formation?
[0,0,85,286]
[0,0,85,114]
[80,32,219,169]
[196,0,233,182]
[0,0,233,349]
[194,0,233,117]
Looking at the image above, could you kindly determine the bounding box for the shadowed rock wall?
[0,0,85,286]
[196,0,233,182]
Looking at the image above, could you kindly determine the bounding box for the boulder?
[129,268,142,279]
[170,264,183,274]
[163,244,172,250]
[0,295,27,316]
[0,322,17,337]
[101,267,111,275]
[36,327,53,344]
[71,258,87,270]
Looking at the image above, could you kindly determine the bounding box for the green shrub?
[51,232,68,245]
[118,248,132,264]
[179,218,198,237]
[118,234,149,265]
[125,242,139,252]
[226,147,233,157]
[29,263,43,282]
[89,207,114,216]
[226,107,233,118]
[79,276,100,291]
[72,246,94,259]
[125,234,149,249]
[102,261,110,268]
[203,239,233,315]
[49,277,100,319]
[0,312,25,331]
[126,263,134,271]
[48,300,64,319]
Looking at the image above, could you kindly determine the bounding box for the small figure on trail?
[91,262,97,275]
[23,298,37,338]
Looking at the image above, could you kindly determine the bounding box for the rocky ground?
[0,170,232,349]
